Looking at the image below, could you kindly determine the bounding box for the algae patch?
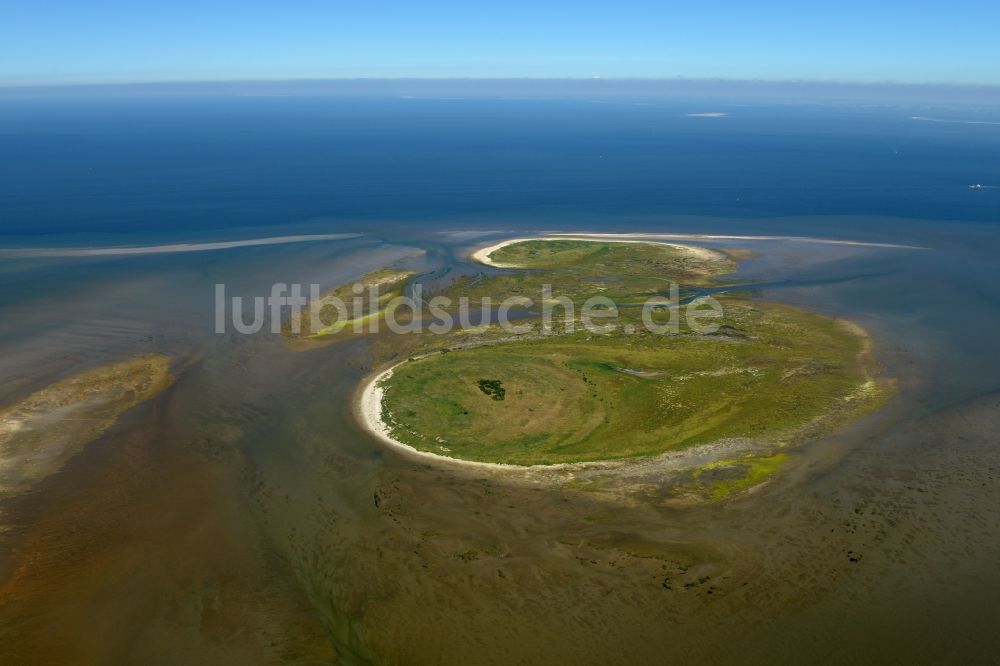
[690,453,790,500]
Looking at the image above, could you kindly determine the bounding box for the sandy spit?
[545,231,927,250]
[1,233,363,258]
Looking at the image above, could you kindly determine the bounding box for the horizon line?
[3,77,1000,102]
[3,76,1000,90]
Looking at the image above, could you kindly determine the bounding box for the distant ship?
[969,183,984,189]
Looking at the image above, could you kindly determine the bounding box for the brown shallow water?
[1,221,999,664]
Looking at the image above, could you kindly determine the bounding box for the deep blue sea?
[1,95,997,240]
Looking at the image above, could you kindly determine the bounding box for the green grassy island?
[356,238,888,481]
[377,300,882,465]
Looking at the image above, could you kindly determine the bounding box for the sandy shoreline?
[469,235,726,267]
[357,360,535,471]
[545,231,927,250]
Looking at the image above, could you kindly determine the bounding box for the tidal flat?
[0,221,998,664]
[0,354,173,498]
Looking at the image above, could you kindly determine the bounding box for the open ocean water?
[1,95,998,238]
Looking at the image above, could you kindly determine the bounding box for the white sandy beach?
[357,361,529,470]
[546,231,927,250]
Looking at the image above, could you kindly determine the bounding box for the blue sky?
[3,0,999,85]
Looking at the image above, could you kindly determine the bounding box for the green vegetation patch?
[691,453,790,500]
[421,240,739,328]
[477,379,506,401]
[285,268,414,340]
[378,300,885,465]
[489,239,736,285]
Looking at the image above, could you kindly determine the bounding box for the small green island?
[346,237,889,493]
[285,267,414,343]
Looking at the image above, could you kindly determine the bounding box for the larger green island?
[342,237,888,492]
